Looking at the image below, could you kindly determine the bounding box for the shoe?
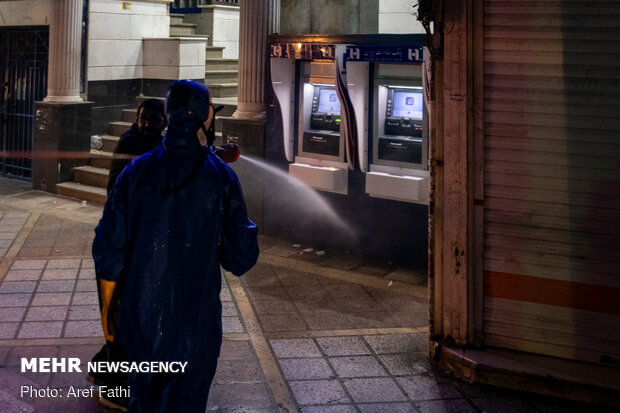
[98,394,129,412]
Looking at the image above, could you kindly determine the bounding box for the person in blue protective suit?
[92,79,258,413]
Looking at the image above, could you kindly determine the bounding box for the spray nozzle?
[214,142,240,163]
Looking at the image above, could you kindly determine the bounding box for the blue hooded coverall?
[92,113,259,412]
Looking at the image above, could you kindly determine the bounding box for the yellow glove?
[99,279,118,343]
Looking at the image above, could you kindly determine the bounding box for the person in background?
[92,80,258,412]
[107,99,167,194]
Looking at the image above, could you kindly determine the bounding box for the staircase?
[56,13,239,205]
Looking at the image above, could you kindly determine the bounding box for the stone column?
[44,0,84,103]
[233,0,280,120]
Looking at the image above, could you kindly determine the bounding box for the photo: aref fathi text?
[21,385,130,399]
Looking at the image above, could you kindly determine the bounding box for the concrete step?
[170,23,197,36]
[89,151,113,169]
[205,58,238,71]
[170,13,185,25]
[207,83,237,98]
[205,46,225,59]
[205,69,238,83]
[56,182,107,205]
[74,165,109,188]
[109,121,132,138]
[102,135,120,153]
[122,109,137,123]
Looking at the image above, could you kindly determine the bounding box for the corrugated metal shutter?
[482,0,620,366]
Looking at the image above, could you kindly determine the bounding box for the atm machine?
[344,44,429,204]
[270,44,351,194]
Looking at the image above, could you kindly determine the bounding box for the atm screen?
[392,91,423,119]
[316,88,341,115]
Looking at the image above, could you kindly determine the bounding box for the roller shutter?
[482,0,620,366]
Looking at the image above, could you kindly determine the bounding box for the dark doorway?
[0,27,49,180]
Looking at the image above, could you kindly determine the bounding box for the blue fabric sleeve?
[92,171,129,282]
[218,170,259,276]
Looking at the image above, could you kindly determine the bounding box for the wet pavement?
[0,177,611,412]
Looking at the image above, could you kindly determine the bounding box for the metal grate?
[0,27,49,180]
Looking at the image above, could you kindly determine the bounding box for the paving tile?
[347,311,402,329]
[396,376,462,401]
[3,269,42,281]
[329,356,388,378]
[245,262,276,276]
[78,268,96,280]
[67,305,99,320]
[18,247,52,256]
[414,399,478,413]
[71,292,98,305]
[317,336,371,356]
[81,259,95,269]
[293,298,342,313]
[213,358,263,382]
[251,299,298,315]
[289,379,350,405]
[0,293,33,307]
[0,345,10,364]
[246,285,290,300]
[220,287,232,302]
[31,292,72,306]
[364,334,424,354]
[277,271,322,286]
[207,381,274,409]
[3,212,30,219]
[25,306,68,321]
[0,239,13,248]
[5,345,59,367]
[259,313,307,332]
[0,232,17,240]
[242,274,281,287]
[219,340,254,360]
[0,248,8,256]
[222,316,244,333]
[278,358,335,380]
[0,322,19,339]
[0,281,37,294]
[23,238,55,248]
[343,377,407,403]
[75,279,97,292]
[358,402,417,413]
[18,321,64,338]
[284,285,329,300]
[303,310,356,330]
[0,307,27,322]
[36,280,76,293]
[221,301,238,317]
[301,405,358,413]
[379,352,430,376]
[270,338,322,358]
[64,320,102,338]
[46,259,82,270]
[325,284,372,299]
[41,268,78,280]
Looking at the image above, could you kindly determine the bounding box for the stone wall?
[88,0,171,82]
[280,0,379,34]
[0,0,52,26]
[378,0,425,34]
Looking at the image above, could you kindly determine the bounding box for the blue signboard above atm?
[346,45,423,63]
[268,34,425,63]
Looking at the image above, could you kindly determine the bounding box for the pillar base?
[232,109,267,121]
[33,101,93,194]
[43,95,84,103]
[222,117,267,232]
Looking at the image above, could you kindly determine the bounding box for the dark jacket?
[107,123,162,194]
[92,122,258,368]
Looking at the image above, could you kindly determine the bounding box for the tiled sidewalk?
[0,178,611,413]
